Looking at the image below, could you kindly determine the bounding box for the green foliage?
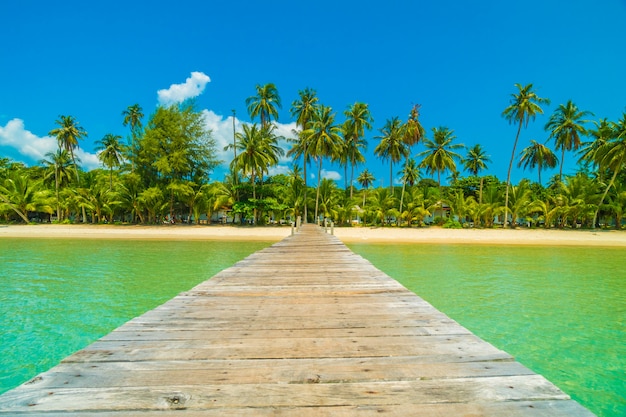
[442,218,463,228]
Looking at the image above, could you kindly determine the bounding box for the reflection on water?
[347,242,625,417]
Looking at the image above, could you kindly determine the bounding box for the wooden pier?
[0,225,593,416]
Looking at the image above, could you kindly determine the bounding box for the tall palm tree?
[96,133,125,190]
[592,113,626,228]
[343,102,373,198]
[518,140,558,185]
[418,127,463,188]
[462,144,491,205]
[304,105,343,221]
[357,169,375,222]
[41,149,73,220]
[578,118,614,173]
[374,117,407,192]
[502,83,550,227]
[545,100,592,180]
[246,83,282,128]
[289,88,319,222]
[48,115,87,182]
[122,104,144,170]
[398,157,420,221]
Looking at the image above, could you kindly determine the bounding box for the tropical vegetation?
[1,84,625,230]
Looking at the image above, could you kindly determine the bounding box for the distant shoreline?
[1,224,626,247]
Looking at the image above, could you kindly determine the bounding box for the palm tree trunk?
[559,148,565,181]
[303,145,308,223]
[350,162,355,199]
[504,121,523,228]
[315,159,322,223]
[592,154,624,229]
[55,165,60,221]
[389,162,393,193]
[478,177,484,206]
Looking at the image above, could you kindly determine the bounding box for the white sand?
[1,224,625,247]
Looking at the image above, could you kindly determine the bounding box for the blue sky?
[1,0,625,187]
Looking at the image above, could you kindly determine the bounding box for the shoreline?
[1,224,626,247]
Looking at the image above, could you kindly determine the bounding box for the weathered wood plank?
[0,224,595,416]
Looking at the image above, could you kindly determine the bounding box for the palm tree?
[374,117,407,192]
[0,172,53,223]
[592,113,626,228]
[502,83,550,227]
[122,104,144,170]
[343,102,373,197]
[462,144,491,205]
[41,149,74,220]
[518,140,558,185]
[304,105,343,221]
[578,118,614,173]
[95,133,125,190]
[48,115,87,182]
[289,88,319,222]
[357,169,375,223]
[246,83,282,128]
[545,100,592,180]
[418,127,463,188]
[398,157,420,221]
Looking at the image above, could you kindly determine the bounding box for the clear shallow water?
[0,239,624,416]
[0,238,272,395]
[347,243,625,417]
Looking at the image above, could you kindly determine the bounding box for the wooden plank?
[0,224,595,416]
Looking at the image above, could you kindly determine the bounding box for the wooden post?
[331,221,334,235]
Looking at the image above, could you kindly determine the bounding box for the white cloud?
[0,118,100,170]
[201,110,297,171]
[321,169,342,181]
[0,118,56,161]
[157,71,211,106]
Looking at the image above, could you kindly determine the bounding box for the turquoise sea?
[0,237,624,416]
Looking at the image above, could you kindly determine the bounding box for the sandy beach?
[1,224,626,247]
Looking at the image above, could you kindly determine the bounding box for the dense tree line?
[1,85,625,229]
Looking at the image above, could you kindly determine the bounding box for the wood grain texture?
[0,224,595,416]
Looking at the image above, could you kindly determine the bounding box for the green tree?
[48,115,88,182]
[593,113,626,228]
[289,88,319,222]
[398,157,420,222]
[502,83,550,227]
[578,118,614,174]
[303,105,343,221]
[41,149,74,220]
[122,104,144,170]
[95,133,125,190]
[357,168,375,222]
[418,127,463,188]
[545,100,592,180]
[342,102,372,197]
[518,140,558,185]
[374,117,407,192]
[246,83,282,128]
[0,171,53,223]
[462,144,491,205]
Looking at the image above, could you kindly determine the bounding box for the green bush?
[442,218,463,229]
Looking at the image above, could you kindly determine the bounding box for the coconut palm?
[0,171,53,223]
[289,88,319,222]
[578,118,614,173]
[462,144,491,205]
[545,100,592,180]
[41,149,74,220]
[398,157,420,222]
[518,140,558,185]
[48,115,87,182]
[502,83,550,227]
[122,104,144,170]
[303,105,343,221]
[95,133,125,190]
[357,169,375,222]
[342,102,372,197]
[418,127,463,188]
[246,83,282,128]
[374,117,407,192]
[592,113,626,228]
